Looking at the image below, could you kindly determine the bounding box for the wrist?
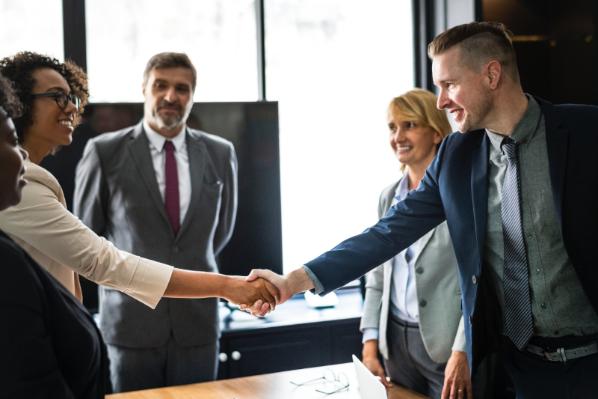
[217,274,236,300]
[287,268,314,295]
[362,340,379,358]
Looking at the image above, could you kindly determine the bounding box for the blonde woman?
[360,89,471,398]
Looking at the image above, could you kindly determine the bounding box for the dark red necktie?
[163,140,180,235]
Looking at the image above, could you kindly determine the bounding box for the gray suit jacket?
[73,122,237,348]
[360,178,464,363]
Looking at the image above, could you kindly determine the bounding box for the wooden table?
[107,363,427,399]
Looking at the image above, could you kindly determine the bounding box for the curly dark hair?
[0,73,23,119]
[0,51,89,141]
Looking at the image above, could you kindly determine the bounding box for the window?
[0,0,64,59]
[8,0,417,275]
[265,0,415,271]
[85,0,258,102]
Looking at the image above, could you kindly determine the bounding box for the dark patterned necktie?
[501,137,533,349]
[164,140,180,235]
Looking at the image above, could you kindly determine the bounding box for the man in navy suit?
[249,22,598,398]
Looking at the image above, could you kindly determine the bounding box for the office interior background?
[1,0,597,380]
[3,0,596,277]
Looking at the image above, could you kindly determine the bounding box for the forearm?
[362,339,380,358]
[164,269,231,299]
[165,269,277,307]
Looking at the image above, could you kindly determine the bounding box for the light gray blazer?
[73,122,238,348]
[360,178,465,363]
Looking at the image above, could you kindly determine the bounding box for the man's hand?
[246,269,293,303]
[441,351,472,399]
[224,276,279,312]
[362,340,392,387]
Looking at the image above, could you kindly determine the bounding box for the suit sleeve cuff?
[451,315,467,352]
[302,265,325,295]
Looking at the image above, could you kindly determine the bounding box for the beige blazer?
[0,160,172,308]
[360,178,465,363]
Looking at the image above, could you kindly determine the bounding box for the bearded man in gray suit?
[74,52,237,392]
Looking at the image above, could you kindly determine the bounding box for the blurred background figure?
[74,52,239,392]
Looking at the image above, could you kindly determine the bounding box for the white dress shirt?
[143,121,191,225]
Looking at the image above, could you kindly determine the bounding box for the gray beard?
[153,112,183,131]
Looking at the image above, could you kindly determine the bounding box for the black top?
[0,231,109,398]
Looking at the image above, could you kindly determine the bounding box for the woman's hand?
[362,339,392,387]
[224,276,279,311]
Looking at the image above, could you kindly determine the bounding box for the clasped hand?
[224,275,279,312]
[231,268,312,317]
[239,269,299,316]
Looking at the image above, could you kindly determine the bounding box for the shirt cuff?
[362,328,379,344]
[302,265,325,295]
[123,255,174,309]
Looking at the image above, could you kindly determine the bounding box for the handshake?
[222,268,315,317]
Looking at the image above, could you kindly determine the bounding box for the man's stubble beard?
[153,109,184,131]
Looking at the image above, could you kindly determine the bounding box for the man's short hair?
[143,52,197,91]
[428,21,520,82]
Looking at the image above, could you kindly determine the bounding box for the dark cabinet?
[217,289,363,379]
[482,0,598,105]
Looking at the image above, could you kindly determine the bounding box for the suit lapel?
[411,229,435,265]
[177,129,207,239]
[383,180,400,209]
[540,100,567,222]
[126,123,171,229]
[383,181,399,297]
[470,132,489,271]
[391,177,434,265]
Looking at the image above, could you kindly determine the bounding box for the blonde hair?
[388,88,452,138]
[388,89,452,172]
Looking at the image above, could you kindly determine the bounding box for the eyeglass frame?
[31,91,81,112]
[290,368,349,395]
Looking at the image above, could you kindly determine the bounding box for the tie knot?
[164,140,175,153]
[501,137,517,160]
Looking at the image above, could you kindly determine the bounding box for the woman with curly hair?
[0,72,109,398]
[0,52,276,312]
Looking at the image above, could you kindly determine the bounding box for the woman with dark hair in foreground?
[0,72,109,398]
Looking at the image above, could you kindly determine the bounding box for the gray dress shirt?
[484,96,598,337]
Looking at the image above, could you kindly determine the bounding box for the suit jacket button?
[472,275,477,285]
[419,299,427,307]
[416,267,424,274]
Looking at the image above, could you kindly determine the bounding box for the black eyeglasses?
[31,91,81,112]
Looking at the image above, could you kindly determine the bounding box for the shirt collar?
[486,94,542,153]
[394,174,411,202]
[143,120,187,152]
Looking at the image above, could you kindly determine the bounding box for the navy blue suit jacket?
[306,98,598,369]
